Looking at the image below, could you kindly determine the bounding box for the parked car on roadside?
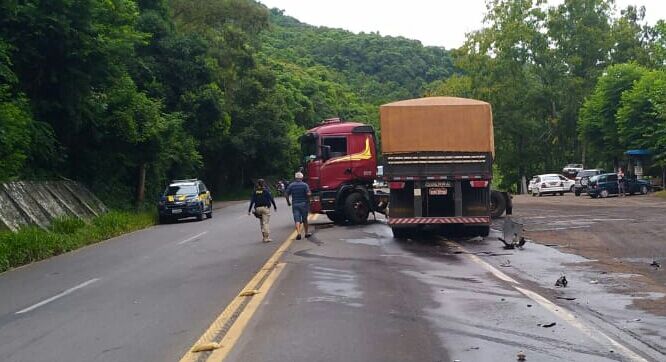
[562,163,583,179]
[531,174,572,196]
[587,173,651,198]
[574,169,605,196]
[527,176,538,193]
[158,179,213,223]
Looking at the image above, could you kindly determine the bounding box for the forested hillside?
[0,0,453,207]
[1,0,664,205]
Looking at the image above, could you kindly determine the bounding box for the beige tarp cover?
[380,97,495,155]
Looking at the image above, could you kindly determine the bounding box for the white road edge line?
[177,231,208,245]
[15,278,100,315]
[448,241,648,362]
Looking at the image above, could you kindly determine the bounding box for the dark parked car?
[574,169,605,196]
[158,179,213,223]
[587,173,651,198]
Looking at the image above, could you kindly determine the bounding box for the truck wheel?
[575,189,581,196]
[490,191,506,219]
[326,211,345,224]
[391,227,412,239]
[569,185,574,193]
[640,185,648,195]
[466,226,490,237]
[600,189,609,198]
[344,192,369,225]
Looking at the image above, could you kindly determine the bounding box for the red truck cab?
[301,118,385,223]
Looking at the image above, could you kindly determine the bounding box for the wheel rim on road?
[601,190,609,198]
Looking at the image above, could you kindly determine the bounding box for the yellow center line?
[179,214,318,362]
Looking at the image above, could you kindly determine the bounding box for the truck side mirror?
[321,145,331,160]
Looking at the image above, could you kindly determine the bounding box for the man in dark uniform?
[248,179,277,242]
[285,172,311,240]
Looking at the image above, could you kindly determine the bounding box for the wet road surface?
[226,217,665,362]
[2,196,666,361]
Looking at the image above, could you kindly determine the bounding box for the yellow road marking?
[207,262,286,361]
[179,214,318,362]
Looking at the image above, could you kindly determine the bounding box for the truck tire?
[344,192,369,225]
[490,190,506,219]
[326,211,345,224]
[466,225,490,237]
[391,227,413,239]
[575,189,581,196]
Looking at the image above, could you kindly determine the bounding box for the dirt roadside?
[509,193,666,316]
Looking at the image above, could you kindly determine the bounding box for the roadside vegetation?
[0,211,155,273]
[1,0,664,202]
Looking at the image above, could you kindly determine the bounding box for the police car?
[158,179,213,223]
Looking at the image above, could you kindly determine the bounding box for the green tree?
[578,63,648,168]
[0,39,32,180]
[616,69,666,168]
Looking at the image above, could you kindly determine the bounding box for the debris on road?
[517,350,526,361]
[589,280,599,284]
[500,260,511,267]
[527,304,532,307]
[555,296,576,301]
[191,342,222,352]
[555,275,568,288]
[239,289,260,297]
[651,260,661,269]
[499,218,526,249]
[539,322,557,328]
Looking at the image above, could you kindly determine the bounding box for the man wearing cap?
[285,172,312,239]
[248,179,277,242]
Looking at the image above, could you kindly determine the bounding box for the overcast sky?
[258,0,665,48]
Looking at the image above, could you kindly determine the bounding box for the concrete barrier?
[0,181,108,232]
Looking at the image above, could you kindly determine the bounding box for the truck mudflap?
[387,216,490,225]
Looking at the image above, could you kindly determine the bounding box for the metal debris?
[500,260,512,267]
[499,218,526,249]
[517,350,526,361]
[555,275,568,288]
[539,322,557,328]
[589,280,599,284]
[555,296,576,301]
[650,260,661,269]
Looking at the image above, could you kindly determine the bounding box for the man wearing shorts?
[285,172,311,240]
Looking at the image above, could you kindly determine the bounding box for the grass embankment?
[0,211,155,273]
[655,190,666,198]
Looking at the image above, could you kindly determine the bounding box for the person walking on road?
[248,179,277,242]
[285,172,311,240]
[617,167,626,196]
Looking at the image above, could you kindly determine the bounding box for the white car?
[527,177,538,193]
[531,174,574,196]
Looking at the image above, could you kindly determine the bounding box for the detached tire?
[344,192,369,225]
[490,191,506,219]
[391,227,413,239]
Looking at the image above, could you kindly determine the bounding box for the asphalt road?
[2,196,666,361]
[0,200,295,362]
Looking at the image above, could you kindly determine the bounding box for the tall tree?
[578,63,648,168]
